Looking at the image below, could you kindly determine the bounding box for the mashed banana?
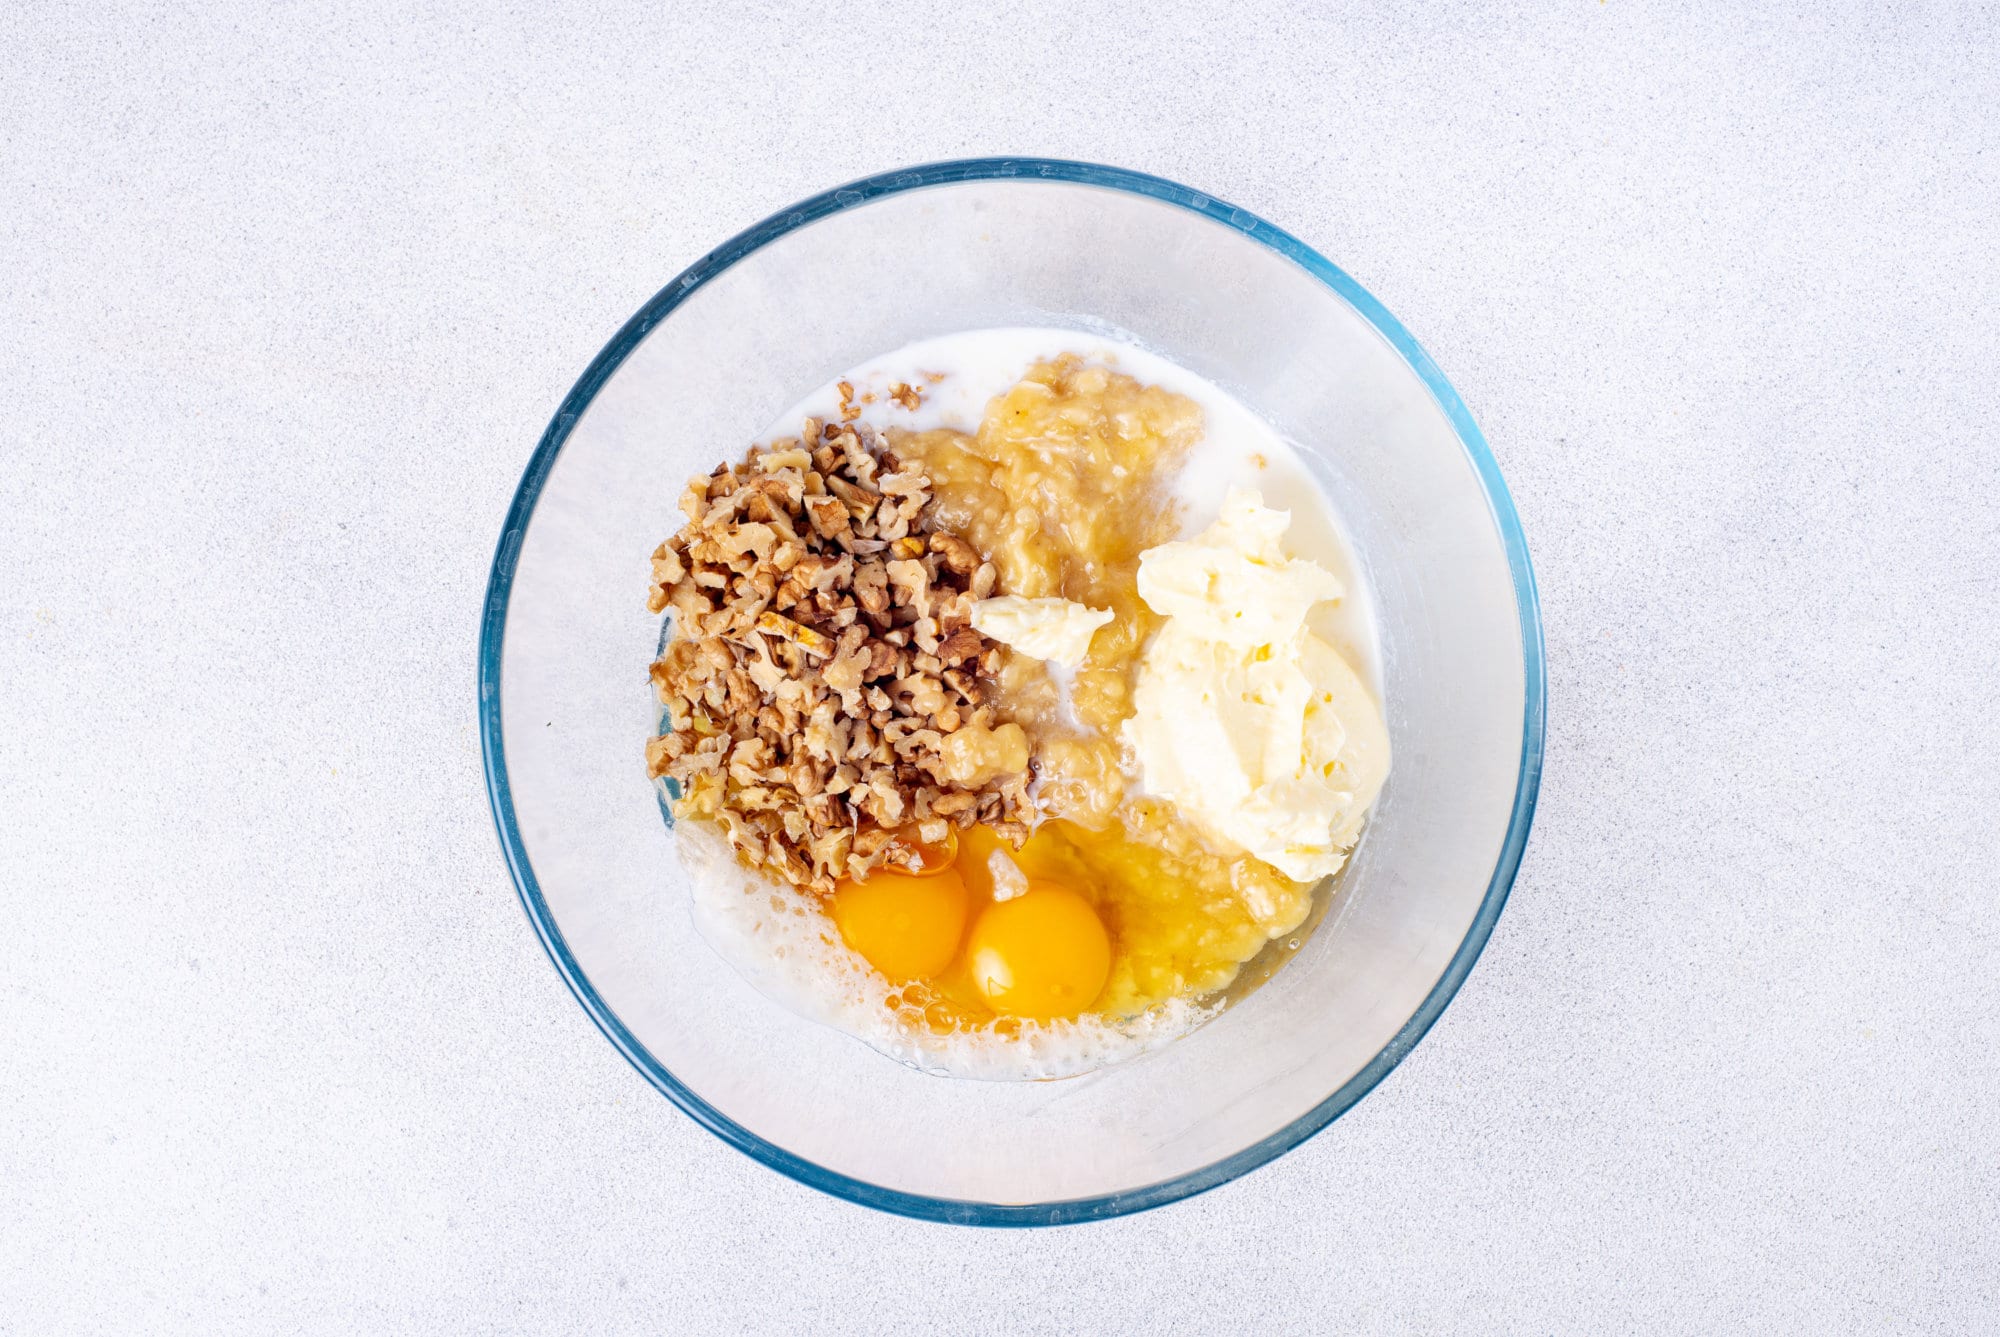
[891,355,1200,830]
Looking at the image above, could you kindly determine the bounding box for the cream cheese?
[969,595,1114,669]
[1124,489,1390,882]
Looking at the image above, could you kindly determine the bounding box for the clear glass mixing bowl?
[479,160,1544,1225]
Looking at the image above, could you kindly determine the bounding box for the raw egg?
[965,882,1112,1020]
[830,867,971,982]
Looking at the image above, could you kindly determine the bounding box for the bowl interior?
[486,165,1538,1221]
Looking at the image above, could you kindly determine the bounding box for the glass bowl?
[479,159,1544,1225]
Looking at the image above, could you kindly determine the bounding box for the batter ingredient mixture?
[646,332,1390,1078]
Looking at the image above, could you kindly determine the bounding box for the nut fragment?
[754,611,832,658]
[647,420,1035,893]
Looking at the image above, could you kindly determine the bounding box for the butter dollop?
[1123,489,1390,882]
[969,596,1114,669]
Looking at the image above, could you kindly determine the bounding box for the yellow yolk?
[830,868,971,982]
[965,883,1112,1020]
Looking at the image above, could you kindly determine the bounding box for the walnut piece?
[647,419,1035,894]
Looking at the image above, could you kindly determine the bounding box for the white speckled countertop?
[5,3,1997,1331]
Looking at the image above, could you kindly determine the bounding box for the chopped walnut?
[646,419,1035,894]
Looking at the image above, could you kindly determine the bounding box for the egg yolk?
[830,867,971,982]
[965,883,1112,1020]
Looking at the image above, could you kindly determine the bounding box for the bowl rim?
[478,157,1546,1227]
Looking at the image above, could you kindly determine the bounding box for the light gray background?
[4,2,1996,1332]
